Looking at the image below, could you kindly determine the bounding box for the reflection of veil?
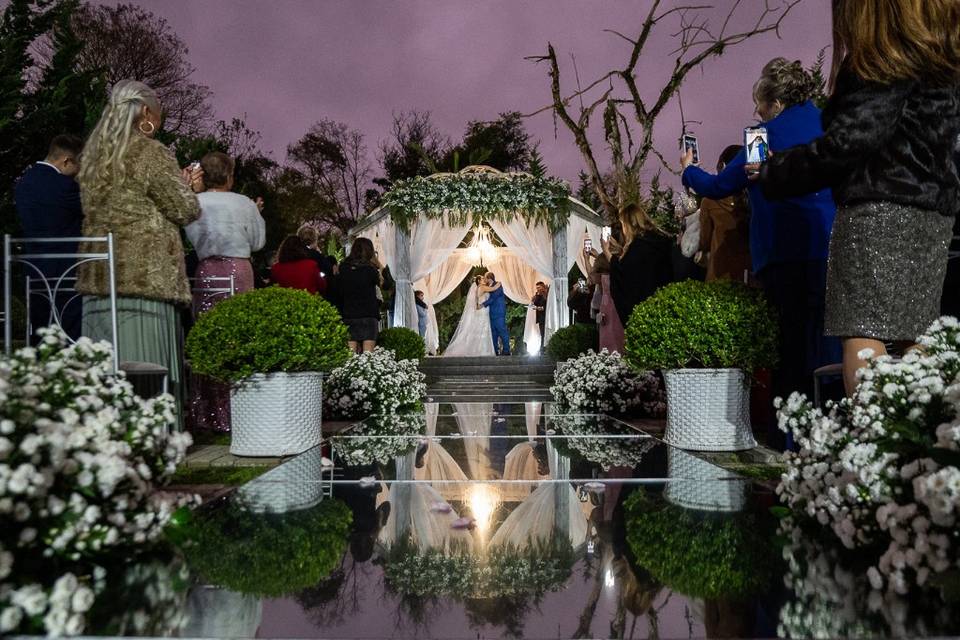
[414,403,468,500]
[377,450,474,553]
[490,440,589,549]
[501,402,549,502]
[444,282,495,357]
[454,402,497,480]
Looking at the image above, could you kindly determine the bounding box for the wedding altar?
[348,166,606,354]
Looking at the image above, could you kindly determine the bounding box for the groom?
[480,272,510,355]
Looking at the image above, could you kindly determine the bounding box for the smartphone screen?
[600,226,612,242]
[744,127,769,164]
[681,134,700,165]
[583,237,593,252]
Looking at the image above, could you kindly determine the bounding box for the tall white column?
[552,224,569,330]
[393,225,416,330]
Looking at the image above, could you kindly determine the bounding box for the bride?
[443,276,495,357]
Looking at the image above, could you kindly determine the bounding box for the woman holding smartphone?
[338,237,384,353]
[755,0,960,395]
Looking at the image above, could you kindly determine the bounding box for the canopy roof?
[349,165,605,237]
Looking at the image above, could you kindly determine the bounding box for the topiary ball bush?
[377,327,426,361]
[545,324,598,361]
[624,279,778,372]
[624,491,777,600]
[185,498,352,597]
[186,286,352,383]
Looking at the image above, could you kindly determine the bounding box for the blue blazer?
[14,163,84,244]
[682,101,836,273]
[482,285,507,319]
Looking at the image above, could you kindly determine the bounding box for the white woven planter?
[230,372,323,457]
[664,447,748,512]
[663,368,756,451]
[236,448,325,513]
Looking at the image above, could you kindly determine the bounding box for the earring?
[138,120,155,135]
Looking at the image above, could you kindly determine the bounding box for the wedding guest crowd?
[271,234,328,295]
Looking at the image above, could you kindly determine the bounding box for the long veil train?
[443,282,495,357]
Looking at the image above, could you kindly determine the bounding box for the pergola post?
[393,225,416,330]
[552,223,569,331]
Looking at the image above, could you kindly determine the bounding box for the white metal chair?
[189,274,237,316]
[3,234,169,394]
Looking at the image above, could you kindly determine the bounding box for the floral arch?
[348,166,605,354]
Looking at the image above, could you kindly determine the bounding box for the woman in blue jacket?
[681,58,840,444]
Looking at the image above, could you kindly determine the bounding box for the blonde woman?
[601,204,673,326]
[77,79,203,420]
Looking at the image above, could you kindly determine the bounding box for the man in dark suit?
[14,135,85,342]
[531,281,548,350]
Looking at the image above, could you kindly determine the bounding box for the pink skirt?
[599,275,625,353]
[188,257,254,433]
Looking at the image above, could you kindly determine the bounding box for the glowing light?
[466,483,500,533]
[604,568,616,588]
[465,224,499,266]
[526,330,542,356]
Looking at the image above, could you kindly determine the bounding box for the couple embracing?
[444,272,511,357]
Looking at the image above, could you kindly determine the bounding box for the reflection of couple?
[444,272,511,356]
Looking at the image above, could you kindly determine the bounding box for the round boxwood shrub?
[377,326,426,361]
[186,287,351,382]
[624,491,776,599]
[185,498,352,597]
[545,323,598,361]
[624,280,778,372]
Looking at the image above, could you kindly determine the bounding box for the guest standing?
[699,145,752,282]
[682,58,839,430]
[567,280,594,325]
[586,252,625,353]
[270,235,327,295]
[184,151,265,432]
[298,225,337,276]
[14,134,85,342]
[531,281,548,349]
[339,237,383,353]
[603,203,673,327]
[186,151,265,314]
[76,80,203,424]
[757,0,960,394]
[415,290,428,338]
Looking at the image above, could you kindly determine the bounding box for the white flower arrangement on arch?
[776,317,960,600]
[0,329,194,636]
[323,348,426,420]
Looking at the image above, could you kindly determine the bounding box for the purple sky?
[105,0,831,189]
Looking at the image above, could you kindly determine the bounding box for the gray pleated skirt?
[824,201,953,342]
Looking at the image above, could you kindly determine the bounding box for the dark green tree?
[376,109,451,187]
[526,144,547,177]
[449,111,531,172]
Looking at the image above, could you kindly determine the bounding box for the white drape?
[566,219,604,276]
[415,257,472,354]
[495,251,549,354]
[396,216,472,331]
[487,218,560,345]
[358,216,396,272]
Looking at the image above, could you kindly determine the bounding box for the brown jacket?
[699,196,750,282]
[79,136,200,306]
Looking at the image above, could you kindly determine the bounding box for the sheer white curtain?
[395,215,471,331]
[495,251,549,354]
[415,254,472,354]
[487,218,560,344]
[567,219,604,275]
[357,216,396,271]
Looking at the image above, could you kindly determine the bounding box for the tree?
[376,110,452,187]
[526,144,548,178]
[287,119,373,235]
[270,167,337,247]
[63,3,213,135]
[528,0,803,219]
[450,111,531,172]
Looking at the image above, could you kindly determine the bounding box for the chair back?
[3,234,119,370]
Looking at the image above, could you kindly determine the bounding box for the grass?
[728,463,786,482]
[169,465,271,486]
[189,431,231,447]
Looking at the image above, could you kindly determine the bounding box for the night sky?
[104,0,831,186]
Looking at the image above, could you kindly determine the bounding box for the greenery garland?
[185,498,352,597]
[380,172,572,232]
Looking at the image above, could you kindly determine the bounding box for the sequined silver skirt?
[824,201,953,341]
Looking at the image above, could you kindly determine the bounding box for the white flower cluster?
[777,317,960,599]
[554,415,658,470]
[550,349,665,417]
[0,328,194,636]
[332,412,426,466]
[324,348,426,419]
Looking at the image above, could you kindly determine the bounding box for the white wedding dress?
[443,282,495,357]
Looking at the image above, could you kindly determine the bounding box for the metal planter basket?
[663,368,756,451]
[664,447,749,512]
[230,372,323,457]
[235,448,325,513]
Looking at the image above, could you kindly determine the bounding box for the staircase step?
[422,356,552,367]
[420,365,555,376]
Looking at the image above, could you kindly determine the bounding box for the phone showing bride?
[443,276,496,357]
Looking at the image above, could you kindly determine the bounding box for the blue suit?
[482,285,510,355]
[14,163,84,342]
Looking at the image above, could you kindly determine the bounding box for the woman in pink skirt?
[586,251,625,353]
[185,151,265,431]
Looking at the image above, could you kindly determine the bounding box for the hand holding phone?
[681,134,700,167]
[744,127,769,174]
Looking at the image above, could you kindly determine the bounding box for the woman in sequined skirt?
[185,151,266,431]
[757,0,960,394]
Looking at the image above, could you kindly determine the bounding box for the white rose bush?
[323,348,426,420]
[776,317,960,605]
[0,329,195,636]
[551,349,665,417]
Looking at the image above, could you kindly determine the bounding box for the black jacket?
[761,68,960,216]
[610,233,673,326]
